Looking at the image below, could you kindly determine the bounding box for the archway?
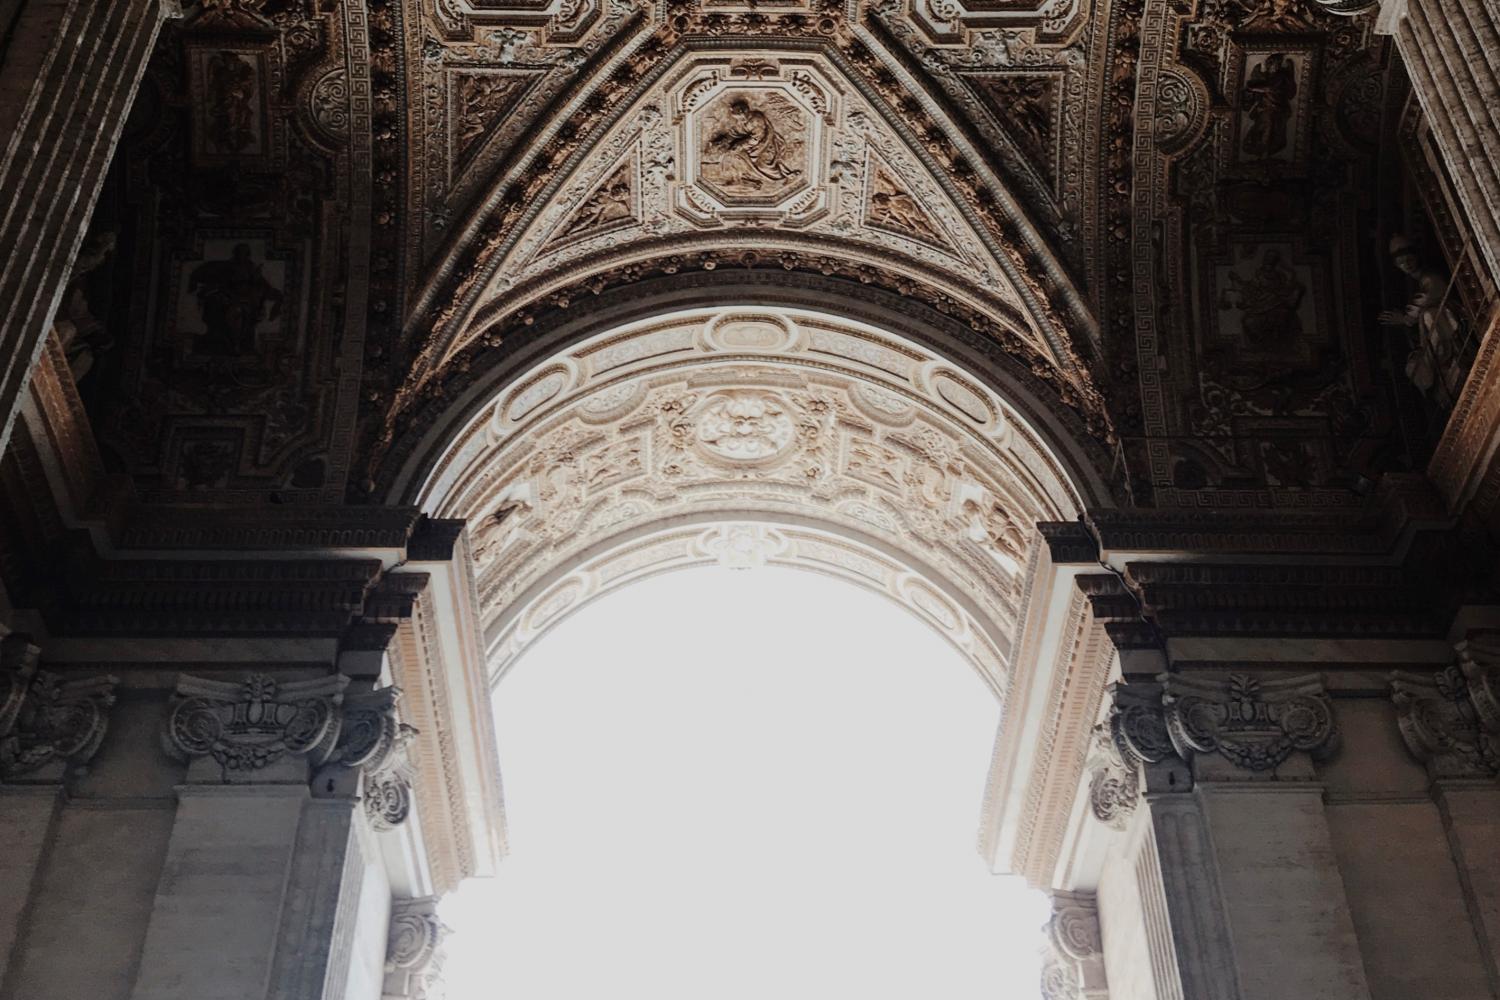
[443,566,1054,999]
[405,292,1108,864]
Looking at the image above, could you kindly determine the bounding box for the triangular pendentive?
[542,157,639,252]
[864,160,957,254]
[450,70,536,171]
[961,71,1063,194]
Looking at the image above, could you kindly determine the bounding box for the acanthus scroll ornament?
[1164,672,1336,772]
[0,640,117,779]
[1042,892,1107,1000]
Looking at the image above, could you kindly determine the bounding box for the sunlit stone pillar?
[0,0,180,452]
[1379,0,1500,281]
[1108,672,1372,1000]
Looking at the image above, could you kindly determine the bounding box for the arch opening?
[440,566,1052,999]
[412,296,1103,878]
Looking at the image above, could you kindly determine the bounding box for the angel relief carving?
[866,167,943,245]
[554,162,635,243]
[699,92,807,199]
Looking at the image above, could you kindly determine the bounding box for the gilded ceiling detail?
[66,0,1479,514]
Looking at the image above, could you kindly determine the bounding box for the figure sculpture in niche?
[1379,234,1466,411]
[1219,247,1306,348]
[186,243,283,357]
[53,231,116,387]
[704,97,803,192]
[1242,53,1298,159]
[204,51,260,154]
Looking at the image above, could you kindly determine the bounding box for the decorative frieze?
[1162,673,1337,772]
[1392,666,1499,778]
[0,640,116,779]
[383,896,449,1000]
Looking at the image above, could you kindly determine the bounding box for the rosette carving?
[1163,673,1336,772]
[0,641,117,779]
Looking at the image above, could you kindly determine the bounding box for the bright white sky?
[441,563,1048,999]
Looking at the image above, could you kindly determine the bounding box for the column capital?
[0,639,116,780]
[1042,891,1108,1000]
[1107,671,1338,782]
[1393,665,1499,778]
[162,671,418,827]
[1163,671,1337,773]
[384,896,450,1000]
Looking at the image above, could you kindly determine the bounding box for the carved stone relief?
[417,307,1080,688]
[163,672,417,821]
[384,896,449,1000]
[0,640,117,779]
[1109,671,1336,775]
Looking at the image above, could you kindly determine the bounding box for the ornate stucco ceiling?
[72,0,1483,515]
[416,306,1081,684]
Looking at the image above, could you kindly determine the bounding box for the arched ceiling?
[417,306,1081,685]
[76,0,1476,516]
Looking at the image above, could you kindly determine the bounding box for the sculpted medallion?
[692,390,799,464]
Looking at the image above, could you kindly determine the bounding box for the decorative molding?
[0,639,117,779]
[383,896,449,1000]
[1163,673,1336,772]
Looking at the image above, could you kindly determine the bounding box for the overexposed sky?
[442,563,1048,999]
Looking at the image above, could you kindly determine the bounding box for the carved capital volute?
[1,639,117,780]
[1163,671,1337,772]
[384,896,449,1000]
[1107,682,1172,765]
[1086,724,1139,830]
[1393,665,1500,778]
[1456,631,1500,734]
[1042,892,1107,1000]
[165,673,418,827]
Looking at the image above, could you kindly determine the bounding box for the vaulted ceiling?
[70,0,1477,511]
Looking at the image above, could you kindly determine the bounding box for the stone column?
[1380,0,1500,281]
[1109,672,1372,1000]
[0,0,180,452]
[131,672,413,1000]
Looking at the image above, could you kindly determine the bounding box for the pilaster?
[0,0,181,452]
